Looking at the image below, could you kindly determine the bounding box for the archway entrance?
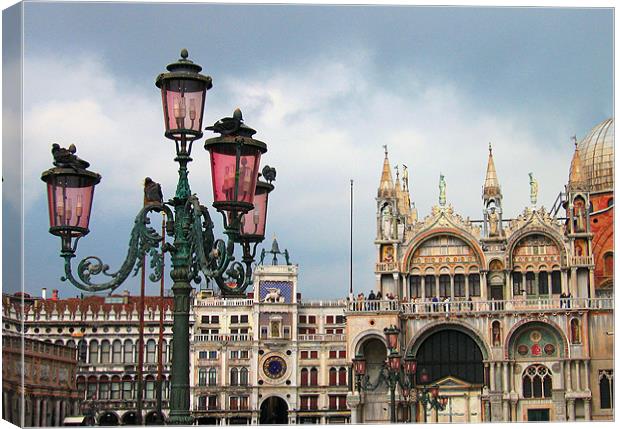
[98,411,120,426]
[144,411,164,425]
[120,411,138,426]
[259,397,288,424]
[358,337,388,423]
[414,328,485,423]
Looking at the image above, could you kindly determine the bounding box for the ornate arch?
[351,329,388,355]
[258,394,291,410]
[505,227,568,270]
[402,228,487,272]
[504,318,569,360]
[406,321,491,360]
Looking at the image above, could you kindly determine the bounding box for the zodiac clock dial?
[263,355,287,379]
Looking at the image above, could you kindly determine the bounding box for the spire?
[568,135,586,189]
[483,143,501,200]
[378,145,395,198]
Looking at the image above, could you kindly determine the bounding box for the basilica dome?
[577,117,614,193]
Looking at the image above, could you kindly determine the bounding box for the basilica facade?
[345,118,614,423]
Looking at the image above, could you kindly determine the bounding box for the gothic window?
[526,272,535,295]
[208,368,217,386]
[110,376,121,400]
[300,368,309,386]
[240,367,249,386]
[539,271,549,295]
[439,275,450,298]
[522,365,552,398]
[99,376,110,400]
[122,375,133,399]
[454,275,465,297]
[551,271,561,294]
[469,274,480,296]
[410,276,422,298]
[123,340,133,363]
[112,340,122,364]
[599,370,613,409]
[230,367,239,386]
[570,319,582,344]
[145,375,156,400]
[425,275,435,297]
[198,368,207,386]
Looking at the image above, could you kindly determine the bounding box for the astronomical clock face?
[263,355,287,380]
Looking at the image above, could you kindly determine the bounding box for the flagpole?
[349,179,354,299]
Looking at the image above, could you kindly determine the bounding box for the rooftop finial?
[180,48,189,59]
[383,144,388,158]
[489,142,492,154]
[571,134,578,148]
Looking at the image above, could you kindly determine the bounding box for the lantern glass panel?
[388,354,401,371]
[46,175,97,235]
[386,332,399,350]
[240,184,269,237]
[160,78,206,139]
[353,357,366,375]
[209,143,262,211]
[430,386,439,398]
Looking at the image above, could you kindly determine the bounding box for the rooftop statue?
[529,172,538,206]
[439,173,446,206]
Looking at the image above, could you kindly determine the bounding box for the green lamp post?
[42,49,275,425]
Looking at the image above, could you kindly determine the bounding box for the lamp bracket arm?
[60,204,169,292]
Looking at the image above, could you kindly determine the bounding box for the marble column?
[421,276,426,300]
[561,270,568,294]
[435,276,440,298]
[465,275,470,300]
[502,400,509,422]
[584,399,592,420]
[570,268,577,297]
[33,398,40,428]
[490,363,496,391]
[503,363,509,392]
[55,399,62,426]
[41,398,48,427]
[510,401,517,422]
[576,361,582,391]
[481,272,488,301]
[567,399,576,421]
[584,360,591,391]
[566,360,573,391]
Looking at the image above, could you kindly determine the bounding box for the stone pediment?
[435,375,474,389]
[409,204,481,242]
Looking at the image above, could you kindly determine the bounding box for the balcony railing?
[194,334,251,342]
[346,297,613,314]
[346,299,401,313]
[299,300,347,307]
[298,334,346,342]
[569,255,595,266]
[195,298,254,307]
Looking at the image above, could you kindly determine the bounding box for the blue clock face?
[263,356,287,379]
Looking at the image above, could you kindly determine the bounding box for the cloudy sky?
[3,1,613,299]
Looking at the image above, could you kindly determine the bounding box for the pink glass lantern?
[440,397,449,407]
[205,110,267,214]
[352,354,366,375]
[388,352,401,372]
[41,145,101,253]
[404,353,417,375]
[156,49,212,142]
[429,385,439,399]
[384,325,400,351]
[419,368,430,384]
[239,178,273,242]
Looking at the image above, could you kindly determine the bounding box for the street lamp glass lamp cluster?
[352,326,447,423]
[41,49,276,425]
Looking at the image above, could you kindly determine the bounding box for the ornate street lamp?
[416,367,448,423]
[42,49,275,425]
[384,325,400,351]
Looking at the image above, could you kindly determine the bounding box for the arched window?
[100,340,111,364]
[300,368,309,386]
[469,273,480,296]
[523,365,552,398]
[512,272,522,295]
[145,375,156,400]
[570,319,582,344]
[230,367,239,386]
[551,271,561,294]
[99,375,110,400]
[310,367,318,386]
[208,368,217,386]
[87,375,98,400]
[329,368,337,386]
[338,367,347,386]
[525,272,535,295]
[122,375,133,399]
[410,276,421,299]
[604,253,614,277]
[424,275,435,297]
[55,339,64,345]
[146,340,157,363]
[599,370,613,409]
[240,367,249,386]
[538,271,549,295]
[123,340,133,363]
[439,275,450,298]
[112,340,122,364]
[454,275,465,297]
[198,368,207,386]
[110,376,121,400]
[88,341,99,364]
